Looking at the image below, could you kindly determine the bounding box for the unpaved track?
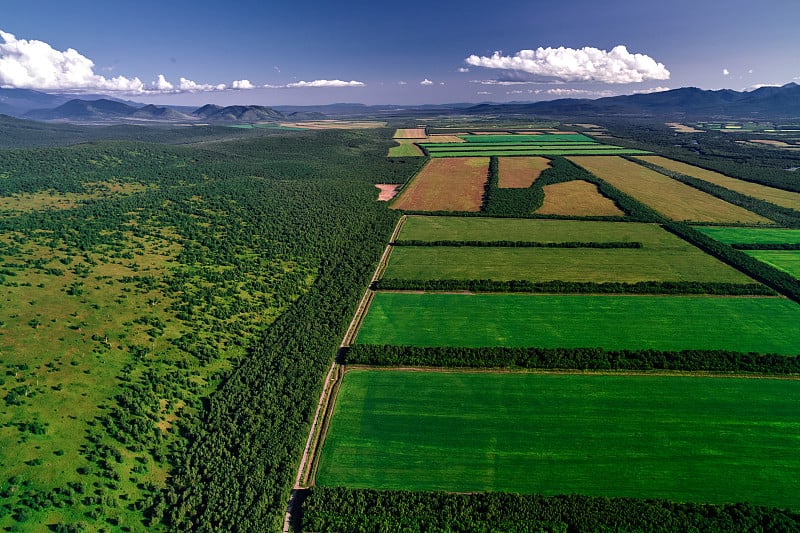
[283,215,406,532]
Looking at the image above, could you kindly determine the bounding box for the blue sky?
[1,0,799,106]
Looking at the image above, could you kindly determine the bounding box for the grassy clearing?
[634,155,800,211]
[397,218,664,244]
[745,250,800,278]
[387,139,424,157]
[0,182,151,216]
[316,370,800,509]
[497,156,551,188]
[569,156,770,224]
[382,245,754,284]
[390,158,489,212]
[537,180,624,216]
[693,226,800,245]
[356,293,800,354]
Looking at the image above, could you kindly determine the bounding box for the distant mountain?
[25,98,139,120]
[131,104,192,121]
[191,104,284,122]
[465,83,800,118]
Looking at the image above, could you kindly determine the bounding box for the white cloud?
[153,74,174,91]
[286,79,364,88]
[507,90,524,95]
[420,78,434,86]
[458,67,469,73]
[179,78,226,92]
[477,91,491,95]
[632,86,670,94]
[746,83,780,91]
[465,45,669,83]
[398,80,407,85]
[232,79,254,90]
[723,68,730,76]
[748,69,753,74]
[0,29,144,92]
[471,79,540,86]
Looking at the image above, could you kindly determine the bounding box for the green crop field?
[316,370,800,509]
[745,250,800,278]
[383,246,753,284]
[459,133,596,143]
[397,217,660,243]
[694,226,800,245]
[356,293,800,354]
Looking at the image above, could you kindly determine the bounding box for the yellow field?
[568,156,771,224]
[537,180,625,216]
[394,128,427,139]
[281,120,386,129]
[425,134,466,143]
[498,157,551,188]
[634,155,800,211]
[391,157,489,212]
[666,122,705,133]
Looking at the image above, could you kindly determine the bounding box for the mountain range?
[1,83,799,123]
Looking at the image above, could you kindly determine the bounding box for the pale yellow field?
[498,157,551,188]
[391,157,489,212]
[281,120,386,129]
[568,156,771,224]
[634,155,800,211]
[393,128,428,139]
[666,122,705,133]
[537,180,625,216]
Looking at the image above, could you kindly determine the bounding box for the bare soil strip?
[390,158,490,212]
[375,184,401,201]
[498,156,551,188]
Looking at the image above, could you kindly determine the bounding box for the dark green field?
[356,292,800,354]
[316,370,800,509]
[694,226,800,245]
[745,250,800,278]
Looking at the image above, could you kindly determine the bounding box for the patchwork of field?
[568,156,770,223]
[635,155,800,211]
[498,156,551,188]
[355,293,800,354]
[397,217,655,243]
[383,245,752,284]
[745,250,800,278]
[317,370,800,509]
[693,226,800,245]
[537,180,624,216]
[390,157,489,212]
[393,128,427,139]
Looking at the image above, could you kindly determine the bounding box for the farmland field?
[388,139,424,157]
[355,293,800,353]
[498,156,551,188]
[382,245,753,284]
[634,155,800,211]
[568,156,770,223]
[460,133,596,143]
[745,250,800,278]
[397,217,666,244]
[422,144,650,158]
[316,370,800,509]
[390,157,489,212]
[393,128,427,139]
[537,180,624,216]
[694,226,800,245]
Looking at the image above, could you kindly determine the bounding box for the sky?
[1,0,799,106]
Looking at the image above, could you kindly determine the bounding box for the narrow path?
[283,215,406,533]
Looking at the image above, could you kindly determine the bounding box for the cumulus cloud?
[477,91,491,95]
[420,78,434,85]
[231,79,254,89]
[723,68,730,76]
[465,45,669,83]
[0,29,144,92]
[471,79,539,86]
[458,67,469,73]
[179,78,226,92]
[286,79,364,88]
[398,80,408,85]
[153,74,174,91]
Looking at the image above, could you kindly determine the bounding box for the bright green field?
[316,370,800,509]
[356,293,800,354]
[398,217,660,243]
[694,226,800,245]
[745,250,800,278]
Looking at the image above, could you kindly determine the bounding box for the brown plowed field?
[537,180,624,216]
[634,155,800,211]
[568,156,770,224]
[393,128,427,139]
[391,157,489,212]
[498,156,551,188]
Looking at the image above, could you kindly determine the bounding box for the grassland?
[390,157,489,212]
[387,139,424,157]
[745,250,800,278]
[355,293,800,354]
[693,226,800,245]
[537,180,624,216]
[634,155,800,211]
[397,217,664,243]
[568,156,770,223]
[316,370,800,509]
[497,156,551,188]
